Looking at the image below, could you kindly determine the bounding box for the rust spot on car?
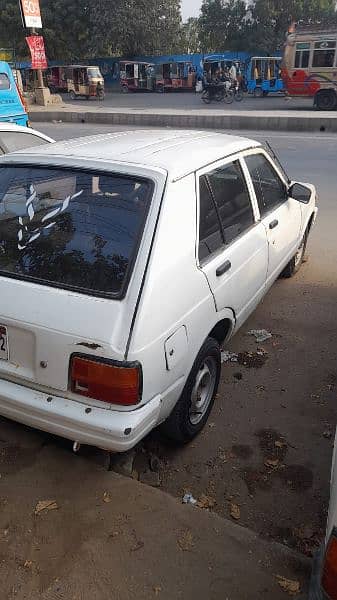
[76,342,102,351]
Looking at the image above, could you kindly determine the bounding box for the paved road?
[60,90,315,112]
[3,124,337,561]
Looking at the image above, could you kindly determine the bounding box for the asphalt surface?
[60,90,314,112]
[2,123,337,562]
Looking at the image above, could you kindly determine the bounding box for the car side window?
[245,153,287,217]
[198,175,223,261]
[207,160,254,245]
[0,132,49,153]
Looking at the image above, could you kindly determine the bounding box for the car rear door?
[244,150,302,285]
[197,155,268,328]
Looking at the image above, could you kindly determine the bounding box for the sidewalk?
[0,421,310,600]
[29,102,337,132]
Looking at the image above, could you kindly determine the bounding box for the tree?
[198,0,254,52]
[181,17,201,53]
[90,0,183,57]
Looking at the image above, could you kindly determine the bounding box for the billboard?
[26,36,47,69]
[20,0,42,29]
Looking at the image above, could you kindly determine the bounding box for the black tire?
[121,85,129,94]
[223,90,234,104]
[315,90,337,111]
[254,86,263,98]
[160,337,221,443]
[234,89,244,102]
[281,231,308,278]
[69,90,76,101]
[201,90,211,104]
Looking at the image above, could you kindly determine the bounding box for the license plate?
[0,326,9,361]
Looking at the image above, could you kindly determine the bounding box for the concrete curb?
[29,108,337,132]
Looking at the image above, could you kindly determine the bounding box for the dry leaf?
[264,458,280,469]
[34,500,58,515]
[177,530,194,551]
[103,492,112,504]
[153,586,162,596]
[275,575,300,595]
[197,494,216,509]
[275,440,285,448]
[24,560,33,569]
[230,503,240,520]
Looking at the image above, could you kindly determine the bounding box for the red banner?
[26,36,47,70]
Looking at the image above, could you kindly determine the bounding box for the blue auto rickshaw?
[0,61,28,126]
[245,56,284,97]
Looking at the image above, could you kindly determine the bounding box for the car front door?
[197,156,268,328]
[244,151,302,285]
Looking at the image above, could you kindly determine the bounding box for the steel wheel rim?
[189,357,217,425]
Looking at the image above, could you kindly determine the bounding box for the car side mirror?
[288,182,311,204]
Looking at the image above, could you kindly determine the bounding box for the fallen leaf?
[103,492,112,504]
[230,503,240,520]
[34,500,58,515]
[275,575,300,595]
[197,494,216,509]
[153,586,162,596]
[275,440,285,449]
[264,458,280,469]
[24,560,33,569]
[177,530,194,551]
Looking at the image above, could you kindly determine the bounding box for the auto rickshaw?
[65,65,105,100]
[119,61,155,93]
[46,66,68,93]
[155,61,196,92]
[245,57,284,96]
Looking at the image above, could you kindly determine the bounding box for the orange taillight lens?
[70,355,141,406]
[322,530,337,600]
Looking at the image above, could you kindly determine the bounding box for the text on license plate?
[0,326,9,361]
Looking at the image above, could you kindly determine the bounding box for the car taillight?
[322,529,337,600]
[70,355,142,406]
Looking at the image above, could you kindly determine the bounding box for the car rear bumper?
[0,378,161,452]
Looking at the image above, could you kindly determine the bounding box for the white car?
[0,123,53,154]
[0,130,317,452]
[310,430,337,599]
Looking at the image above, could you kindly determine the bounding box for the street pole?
[31,27,44,89]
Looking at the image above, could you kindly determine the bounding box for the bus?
[282,24,337,110]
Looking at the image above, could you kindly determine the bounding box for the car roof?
[11,130,260,180]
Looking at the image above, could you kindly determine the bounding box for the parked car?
[310,428,337,599]
[0,123,53,154]
[0,61,28,127]
[0,130,317,452]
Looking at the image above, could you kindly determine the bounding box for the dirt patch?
[231,445,254,460]
[242,468,272,495]
[0,442,39,475]
[278,465,314,492]
[256,429,288,462]
[238,350,268,368]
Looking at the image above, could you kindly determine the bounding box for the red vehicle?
[155,61,196,92]
[282,24,337,109]
[119,61,155,93]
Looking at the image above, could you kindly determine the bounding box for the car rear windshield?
[0,166,153,298]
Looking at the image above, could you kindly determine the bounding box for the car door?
[197,156,268,328]
[244,151,302,285]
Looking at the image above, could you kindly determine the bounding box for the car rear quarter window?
[0,166,153,298]
[207,160,254,245]
[0,73,10,91]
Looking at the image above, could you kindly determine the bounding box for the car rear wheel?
[160,337,221,443]
[281,232,308,278]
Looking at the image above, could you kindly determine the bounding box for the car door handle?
[216,260,231,277]
[269,219,279,230]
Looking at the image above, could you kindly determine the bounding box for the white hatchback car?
[0,123,53,154]
[0,130,317,451]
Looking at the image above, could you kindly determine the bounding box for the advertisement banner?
[26,36,47,69]
[20,0,42,29]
